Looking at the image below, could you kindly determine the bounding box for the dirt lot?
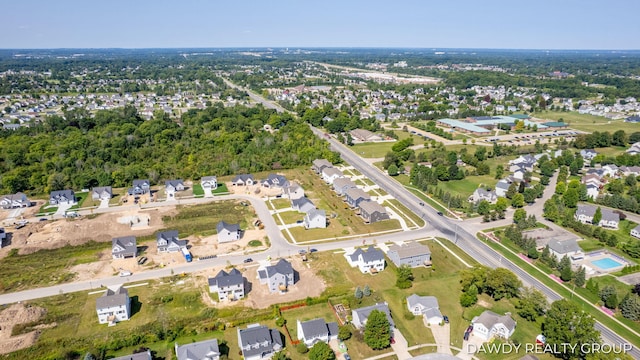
[194,256,326,309]
[0,200,46,224]
[0,303,50,355]
[227,182,283,198]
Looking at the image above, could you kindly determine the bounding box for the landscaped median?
[477,232,640,349]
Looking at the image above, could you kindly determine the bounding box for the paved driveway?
[429,323,452,354]
[390,328,412,360]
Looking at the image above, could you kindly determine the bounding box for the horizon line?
[2,46,640,52]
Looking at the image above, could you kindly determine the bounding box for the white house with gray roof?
[291,197,315,213]
[208,268,245,301]
[231,174,255,186]
[406,294,443,325]
[296,318,339,346]
[217,221,241,243]
[495,179,512,198]
[257,259,295,293]
[112,236,137,259]
[312,159,333,174]
[237,324,283,360]
[352,302,395,330]
[261,174,289,189]
[547,238,584,262]
[472,311,516,341]
[175,338,220,360]
[574,204,620,229]
[304,209,326,229]
[321,167,344,185]
[156,230,187,253]
[345,245,385,273]
[283,182,305,200]
[49,189,76,205]
[96,285,131,325]
[470,188,497,204]
[632,225,640,239]
[0,192,31,209]
[91,186,112,201]
[128,179,150,195]
[200,176,218,190]
[387,242,431,268]
[165,179,185,198]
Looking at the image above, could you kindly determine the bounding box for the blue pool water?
[592,258,623,270]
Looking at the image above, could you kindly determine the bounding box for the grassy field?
[69,192,89,210]
[278,211,304,224]
[271,198,292,210]
[272,168,403,243]
[162,201,256,238]
[0,240,111,293]
[351,131,426,158]
[384,199,425,228]
[533,110,640,133]
[192,183,204,197]
[213,183,230,195]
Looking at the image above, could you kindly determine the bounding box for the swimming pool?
[591,258,624,270]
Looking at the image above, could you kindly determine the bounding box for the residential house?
[200,176,218,190]
[110,350,152,360]
[217,221,241,243]
[291,197,315,213]
[49,189,76,205]
[0,228,6,247]
[547,238,584,261]
[472,311,516,341]
[512,167,526,181]
[344,188,371,208]
[231,174,255,186]
[586,183,600,200]
[0,192,31,209]
[495,179,512,198]
[257,259,295,293]
[359,201,390,223]
[261,174,289,189]
[175,339,220,360]
[96,285,131,325]
[332,177,357,196]
[237,324,283,360]
[112,236,137,259]
[283,182,305,200]
[321,167,344,185]
[574,204,620,229]
[581,174,604,188]
[602,164,619,178]
[345,245,385,273]
[91,186,112,201]
[165,179,185,198]
[156,230,187,253]
[304,209,326,229]
[387,242,431,268]
[580,149,598,160]
[350,129,383,142]
[312,159,333,174]
[208,268,245,301]
[626,116,640,123]
[631,225,640,239]
[351,303,395,330]
[470,188,497,204]
[509,154,536,169]
[620,166,640,177]
[406,294,443,325]
[296,318,339,347]
[626,142,640,155]
[509,163,531,174]
[128,179,150,195]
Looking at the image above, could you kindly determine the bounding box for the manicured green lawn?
[192,183,204,196]
[278,211,304,224]
[69,191,89,210]
[271,198,292,210]
[212,183,230,195]
[351,142,397,158]
[533,110,640,133]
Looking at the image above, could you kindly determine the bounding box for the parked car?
[39,218,48,222]
[443,315,449,323]
[309,248,318,253]
[119,270,132,277]
[298,249,307,254]
[390,337,396,344]
[243,258,253,263]
[137,256,148,265]
[437,211,444,216]
[343,354,351,360]
[463,331,470,341]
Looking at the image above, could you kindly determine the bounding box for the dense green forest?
[0,104,337,195]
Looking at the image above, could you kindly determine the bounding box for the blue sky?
[3,0,640,49]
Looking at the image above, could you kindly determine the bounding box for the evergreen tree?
[593,207,602,226]
[620,293,640,321]
[364,310,391,350]
[309,342,336,360]
[363,285,371,297]
[574,267,586,287]
[354,287,363,299]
